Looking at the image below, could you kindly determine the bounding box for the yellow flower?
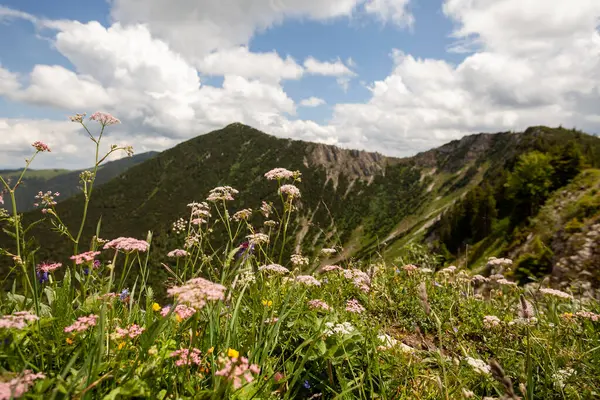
[118,342,125,350]
[227,348,239,358]
[262,299,273,307]
[176,315,182,323]
[152,302,161,312]
[207,347,214,354]
[65,338,73,345]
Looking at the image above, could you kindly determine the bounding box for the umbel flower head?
[89,111,121,126]
[167,277,226,310]
[104,237,150,253]
[31,141,51,152]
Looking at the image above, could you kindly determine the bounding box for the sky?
[0,0,599,169]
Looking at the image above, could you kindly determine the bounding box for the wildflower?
[258,264,289,275]
[228,348,240,358]
[207,186,239,202]
[119,289,130,302]
[246,233,269,245]
[93,260,101,268]
[232,208,252,221]
[279,184,301,198]
[89,111,121,126]
[345,299,365,314]
[0,370,46,399]
[553,368,575,389]
[70,251,101,265]
[487,257,513,269]
[260,201,274,218]
[64,314,98,333]
[464,357,491,375]
[152,303,161,312]
[191,217,206,225]
[36,270,49,284]
[103,237,149,253]
[207,347,214,354]
[264,220,277,228]
[575,311,600,321]
[402,264,418,272]
[69,112,86,123]
[111,324,145,340]
[324,322,355,337]
[483,315,502,329]
[216,354,261,390]
[471,274,489,283]
[342,269,371,292]
[0,312,39,330]
[167,249,188,258]
[37,262,62,273]
[117,342,126,350]
[65,338,74,345]
[170,348,202,367]
[31,141,51,152]
[321,264,342,273]
[161,304,196,320]
[489,274,504,281]
[419,268,433,273]
[262,299,273,307]
[307,299,331,311]
[172,218,187,234]
[291,254,309,267]
[496,278,518,287]
[539,288,572,300]
[296,275,321,287]
[167,277,226,310]
[320,248,337,255]
[264,317,279,325]
[303,380,311,389]
[237,270,256,286]
[34,190,59,210]
[462,389,475,398]
[438,265,457,274]
[264,168,296,180]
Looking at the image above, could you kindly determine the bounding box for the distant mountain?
[0,151,159,212]
[1,124,599,297]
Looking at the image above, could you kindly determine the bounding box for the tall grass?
[1,112,599,399]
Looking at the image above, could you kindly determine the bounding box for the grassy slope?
[2,124,599,295]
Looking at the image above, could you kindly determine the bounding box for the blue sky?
[1,0,599,169]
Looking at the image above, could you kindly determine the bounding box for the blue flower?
[303,380,311,389]
[120,289,130,301]
[83,267,90,276]
[37,270,49,284]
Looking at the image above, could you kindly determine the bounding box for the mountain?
[1,123,599,297]
[0,151,159,212]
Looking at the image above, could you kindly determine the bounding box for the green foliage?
[512,237,554,284]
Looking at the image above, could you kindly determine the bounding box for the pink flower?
[89,112,120,126]
[343,269,371,293]
[216,355,261,390]
[103,237,149,253]
[167,277,226,310]
[64,314,98,333]
[167,249,188,258]
[0,370,45,400]
[207,186,239,202]
[37,262,62,273]
[161,304,196,320]
[345,299,365,314]
[31,141,50,152]
[295,275,321,287]
[402,264,418,273]
[111,324,145,340]
[483,315,502,329]
[0,193,3,205]
[320,265,342,273]
[307,299,331,311]
[170,348,202,367]
[264,168,296,180]
[70,251,101,265]
[0,312,39,330]
[278,184,301,198]
[258,264,289,275]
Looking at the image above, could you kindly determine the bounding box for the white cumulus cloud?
[300,97,326,107]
